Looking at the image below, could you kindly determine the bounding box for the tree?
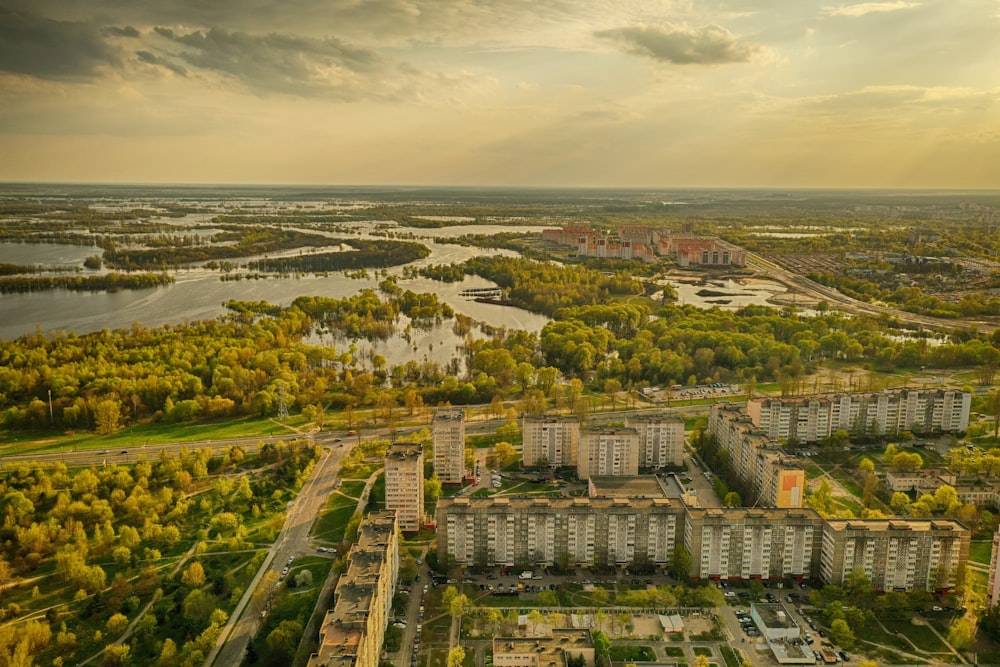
[890,492,911,515]
[693,657,711,667]
[494,441,516,468]
[670,543,691,580]
[441,585,458,610]
[449,593,473,620]
[947,616,976,651]
[95,398,122,435]
[447,646,466,667]
[538,590,559,606]
[723,491,742,507]
[829,618,855,648]
[424,473,442,503]
[266,619,303,657]
[106,613,129,635]
[527,609,546,635]
[181,561,206,587]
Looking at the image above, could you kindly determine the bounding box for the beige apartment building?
[577,427,640,480]
[626,411,685,468]
[384,444,424,533]
[747,388,971,442]
[707,403,805,508]
[438,496,684,569]
[522,415,580,468]
[493,630,595,667]
[989,526,1000,606]
[684,508,823,580]
[820,518,969,591]
[433,407,466,484]
[308,511,399,667]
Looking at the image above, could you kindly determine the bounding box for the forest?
[0,440,321,665]
[0,272,174,294]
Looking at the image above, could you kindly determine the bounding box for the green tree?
[266,619,304,658]
[947,617,976,651]
[447,646,466,667]
[670,543,691,580]
[829,618,855,648]
[181,561,206,587]
[95,398,122,435]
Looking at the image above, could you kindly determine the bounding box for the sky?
[1,0,999,188]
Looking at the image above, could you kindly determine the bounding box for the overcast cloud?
[0,0,997,187]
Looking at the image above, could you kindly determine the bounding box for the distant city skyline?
[1,1,998,188]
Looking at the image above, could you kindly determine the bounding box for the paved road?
[206,442,349,666]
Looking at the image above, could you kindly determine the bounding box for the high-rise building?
[307,511,399,667]
[747,388,971,442]
[989,526,1000,606]
[577,428,640,480]
[433,408,465,484]
[522,415,580,468]
[820,518,969,591]
[626,412,685,468]
[384,444,424,533]
[708,403,805,508]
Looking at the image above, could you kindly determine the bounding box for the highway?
[747,252,1000,335]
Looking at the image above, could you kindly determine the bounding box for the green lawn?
[880,619,948,652]
[970,540,994,565]
[608,645,656,661]
[311,492,358,542]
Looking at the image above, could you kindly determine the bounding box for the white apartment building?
[748,388,971,442]
[626,412,685,468]
[433,407,466,484]
[577,428,640,480]
[384,444,424,533]
[522,415,580,468]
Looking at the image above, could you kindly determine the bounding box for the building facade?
[747,388,971,442]
[820,518,969,592]
[708,403,805,508]
[684,508,823,580]
[384,444,424,533]
[989,526,1000,606]
[308,512,399,667]
[438,496,684,569]
[493,630,595,667]
[577,428,640,480]
[433,408,466,484]
[522,416,580,468]
[626,412,685,468]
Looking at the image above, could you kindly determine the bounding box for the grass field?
[970,540,993,565]
[881,619,948,652]
[311,491,359,542]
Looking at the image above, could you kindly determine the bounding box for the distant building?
[307,512,399,667]
[662,235,747,268]
[747,388,971,442]
[384,444,424,533]
[522,415,580,468]
[433,408,465,484]
[626,411,685,468]
[577,428,640,480]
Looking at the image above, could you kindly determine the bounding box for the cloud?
[103,25,140,38]
[596,23,762,65]
[135,50,187,76]
[0,6,121,80]
[827,2,920,17]
[152,26,390,98]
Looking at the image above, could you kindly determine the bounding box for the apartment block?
[577,428,640,480]
[707,403,805,508]
[522,415,580,468]
[989,526,1000,606]
[433,408,466,484]
[494,630,595,667]
[308,512,399,667]
[820,518,969,592]
[748,388,971,442]
[684,508,823,580]
[437,496,684,569]
[626,412,685,468]
[384,444,424,533]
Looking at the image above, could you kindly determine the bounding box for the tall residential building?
[384,444,424,533]
[747,388,971,442]
[307,511,399,667]
[438,496,684,569]
[437,498,970,591]
[684,508,823,580]
[577,428,640,480]
[522,415,580,468]
[820,518,969,592]
[708,403,805,508]
[626,412,685,468]
[433,408,465,484]
[989,526,1000,606]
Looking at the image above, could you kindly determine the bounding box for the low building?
[884,469,957,494]
[493,629,595,667]
[751,603,815,665]
[587,476,672,500]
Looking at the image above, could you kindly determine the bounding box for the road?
[747,252,1000,335]
[206,440,349,666]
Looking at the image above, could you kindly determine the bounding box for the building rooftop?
[523,415,581,424]
[434,408,465,422]
[580,427,638,436]
[626,411,684,424]
[439,496,685,512]
[825,518,965,533]
[753,603,799,631]
[386,444,423,462]
[588,476,670,499]
[494,629,594,666]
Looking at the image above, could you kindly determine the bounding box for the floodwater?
[666,278,790,310]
